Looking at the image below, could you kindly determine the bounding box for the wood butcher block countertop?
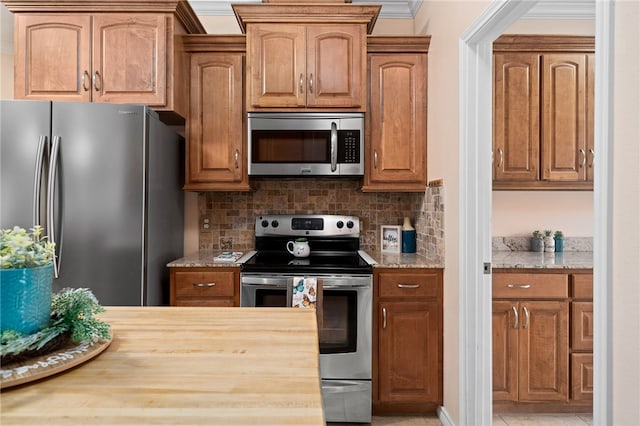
[1,307,325,426]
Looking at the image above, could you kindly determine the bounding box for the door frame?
[458,0,614,424]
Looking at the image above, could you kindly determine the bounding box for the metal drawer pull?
[398,284,420,289]
[193,282,216,287]
[497,148,504,168]
[589,148,595,168]
[382,307,387,329]
[512,306,519,329]
[507,284,531,289]
[579,148,586,168]
[299,73,304,93]
[82,70,90,91]
[309,73,313,93]
[523,306,530,329]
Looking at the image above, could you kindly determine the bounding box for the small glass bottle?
[401,217,416,253]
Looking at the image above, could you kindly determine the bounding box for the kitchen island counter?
[1,307,325,425]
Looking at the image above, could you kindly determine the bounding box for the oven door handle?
[322,380,370,394]
[240,276,290,287]
[323,284,371,290]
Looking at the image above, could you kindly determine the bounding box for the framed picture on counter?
[381,225,401,253]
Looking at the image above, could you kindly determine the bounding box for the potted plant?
[530,230,544,252]
[543,229,555,252]
[0,226,55,334]
[554,230,565,253]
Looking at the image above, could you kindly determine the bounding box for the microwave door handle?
[330,122,337,172]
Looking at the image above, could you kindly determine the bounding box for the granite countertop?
[367,251,444,269]
[492,250,593,269]
[168,250,444,269]
[167,251,256,268]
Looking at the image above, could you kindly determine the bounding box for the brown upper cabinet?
[363,37,429,192]
[233,3,380,112]
[493,35,594,190]
[5,0,205,122]
[183,36,251,192]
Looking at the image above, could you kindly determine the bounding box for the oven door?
[239,273,372,379]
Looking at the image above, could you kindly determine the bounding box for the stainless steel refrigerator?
[1,100,184,306]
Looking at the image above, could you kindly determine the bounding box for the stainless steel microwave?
[247,112,364,176]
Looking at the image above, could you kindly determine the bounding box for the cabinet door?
[586,53,595,182]
[493,53,540,182]
[14,14,91,101]
[541,54,588,181]
[519,301,569,401]
[364,53,427,191]
[492,301,519,401]
[378,301,441,403]
[306,24,364,108]
[571,301,594,351]
[571,353,593,401]
[92,14,167,106]
[247,24,306,108]
[185,53,249,191]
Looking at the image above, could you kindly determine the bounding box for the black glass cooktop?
[241,251,372,274]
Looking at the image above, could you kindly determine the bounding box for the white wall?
[611,1,640,423]
[413,1,491,423]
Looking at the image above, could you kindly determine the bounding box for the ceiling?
[188,0,595,20]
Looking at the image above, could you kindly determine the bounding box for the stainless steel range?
[240,214,375,423]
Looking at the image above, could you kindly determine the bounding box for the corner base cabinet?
[373,268,443,414]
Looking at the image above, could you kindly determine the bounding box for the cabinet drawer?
[572,274,593,299]
[493,273,568,299]
[174,271,235,298]
[379,272,440,298]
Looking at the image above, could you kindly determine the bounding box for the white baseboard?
[438,406,454,426]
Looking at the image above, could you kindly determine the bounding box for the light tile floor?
[330,413,594,426]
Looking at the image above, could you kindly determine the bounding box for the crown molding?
[189,0,419,18]
[522,0,595,20]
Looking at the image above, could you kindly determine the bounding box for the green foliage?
[532,230,542,239]
[544,229,553,237]
[1,288,110,358]
[554,230,564,238]
[0,225,55,269]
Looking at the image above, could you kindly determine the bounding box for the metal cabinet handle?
[308,73,313,93]
[497,148,504,168]
[579,148,586,168]
[523,306,530,329]
[47,136,62,279]
[382,307,387,329]
[93,71,102,91]
[374,150,379,169]
[299,73,304,93]
[589,148,595,168]
[82,70,90,91]
[193,282,216,288]
[398,284,420,289]
[512,306,519,329]
[507,284,531,289]
[234,149,239,169]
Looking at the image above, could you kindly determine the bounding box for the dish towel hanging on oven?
[291,277,318,309]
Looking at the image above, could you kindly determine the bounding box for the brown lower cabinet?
[373,268,443,414]
[169,267,239,307]
[492,270,593,412]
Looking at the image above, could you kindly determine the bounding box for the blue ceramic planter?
[0,264,53,334]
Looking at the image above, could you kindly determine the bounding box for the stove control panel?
[255,214,360,237]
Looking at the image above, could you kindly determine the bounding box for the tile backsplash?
[198,178,444,258]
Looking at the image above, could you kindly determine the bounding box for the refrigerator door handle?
[32,135,48,228]
[47,135,61,278]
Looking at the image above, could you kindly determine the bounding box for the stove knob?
[346,220,354,229]
[261,220,269,228]
[336,220,344,229]
[271,220,279,228]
